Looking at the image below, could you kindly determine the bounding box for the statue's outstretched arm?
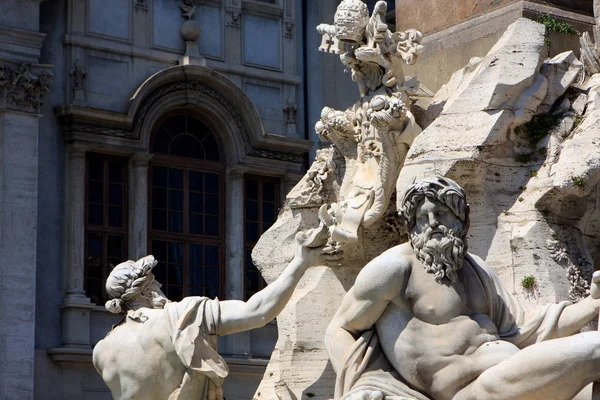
[218,243,321,336]
[553,271,600,337]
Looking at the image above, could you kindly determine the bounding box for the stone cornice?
[0,61,53,114]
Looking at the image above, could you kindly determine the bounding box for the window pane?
[205,173,219,194]
[168,242,183,263]
[246,221,259,242]
[262,202,276,224]
[152,209,167,231]
[107,235,123,258]
[153,166,168,187]
[88,159,103,181]
[207,288,218,299]
[187,116,210,138]
[163,115,186,137]
[246,270,259,293]
[189,171,203,191]
[168,211,183,232]
[168,190,183,211]
[108,206,123,227]
[86,279,103,305]
[189,286,204,296]
[170,134,204,159]
[88,181,103,204]
[263,182,276,202]
[189,266,203,286]
[108,184,123,206]
[205,267,219,288]
[168,264,183,286]
[205,216,219,236]
[88,203,103,226]
[189,213,204,235]
[203,135,220,162]
[108,162,123,183]
[87,233,103,257]
[189,244,203,265]
[152,128,171,154]
[166,285,182,301]
[189,192,203,213]
[152,240,167,263]
[245,179,258,200]
[246,201,258,221]
[169,168,183,190]
[205,246,219,267]
[154,261,167,284]
[205,194,219,215]
[152,188,167,209]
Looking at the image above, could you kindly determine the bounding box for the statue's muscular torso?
[372,244,520,400]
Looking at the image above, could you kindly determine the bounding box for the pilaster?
[0,59,52,400]
[61,144,95,349]
[222,165,251,357]
[128,152,153,259]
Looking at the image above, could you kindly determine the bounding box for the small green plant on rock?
[529,171,538,178]
[537,14,580,48]
[572,176,586,187]
[522,275,537,291]
[515,114,560,147]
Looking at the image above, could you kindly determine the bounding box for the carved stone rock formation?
[254,14,600,399]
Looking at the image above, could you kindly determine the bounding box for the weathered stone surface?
[536,51,583,115]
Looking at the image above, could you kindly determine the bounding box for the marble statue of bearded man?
[326,176,600,400]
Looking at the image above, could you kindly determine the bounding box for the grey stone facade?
[0,0,364,399]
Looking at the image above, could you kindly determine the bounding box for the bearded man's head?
[399,176,470,284]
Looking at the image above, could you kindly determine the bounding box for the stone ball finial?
[334,0,369,44]
[181,19,201,42]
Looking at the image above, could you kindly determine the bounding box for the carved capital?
[131,152,153,166]
[0,62,53,114]
[226,7,242,28]
[227,165,248,181]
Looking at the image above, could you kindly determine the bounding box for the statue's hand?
[293,242,324,269]
[590,271,600,300]
[348,390,384,400]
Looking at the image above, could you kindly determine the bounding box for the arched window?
[149,113,224,301]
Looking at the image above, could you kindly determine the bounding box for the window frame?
[148,112,227,301]
[84,152,129,305]
[243,174,281,300]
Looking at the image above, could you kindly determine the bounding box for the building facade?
[0,0,389,399]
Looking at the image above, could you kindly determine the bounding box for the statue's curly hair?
[399,176,470,233]
[105,255,157,314]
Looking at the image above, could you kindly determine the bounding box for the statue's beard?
[410,225,467,284]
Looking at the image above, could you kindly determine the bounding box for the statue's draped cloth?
[335,254,570,400]
[164,297,228,400]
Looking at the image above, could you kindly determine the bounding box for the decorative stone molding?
[283,97,297,124]
[284,18,294,38]
[226,7,242,28]
[69,59,87,106]
[180,0,195,20]
[135,80,253,146]
[134,0,148,11]
[0,62,53,114]
[62,122,131,142]
[247,148,303,163]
